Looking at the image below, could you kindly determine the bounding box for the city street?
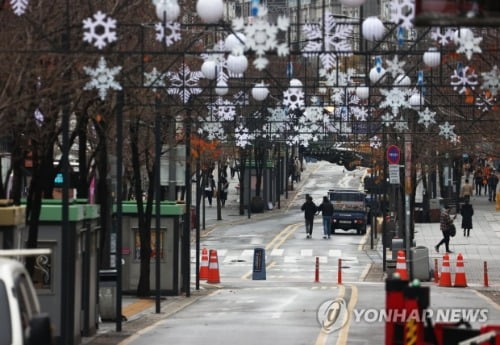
[89,161,500,345]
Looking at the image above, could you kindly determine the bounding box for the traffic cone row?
[438,253,467,288]
[199,248,220,284]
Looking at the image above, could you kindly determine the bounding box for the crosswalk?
[190,248,359,265]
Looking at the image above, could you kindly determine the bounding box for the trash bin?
[410,246,431,281]
[99,269,117,321]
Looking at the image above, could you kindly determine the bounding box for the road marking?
[270,248,284,256]
[301,249,313,256]
[314,284,346,345]
[329,249,342,257]
[473,289,500,311]
[241,249,254,257]
[336,284,358,345]
[284,256,298,263]
[358,263,372,281]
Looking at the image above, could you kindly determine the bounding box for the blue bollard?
[252,248,266,280]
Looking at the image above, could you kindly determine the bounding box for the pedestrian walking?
[317,196,334,239]
[204,174,216,206]
[435,204,456,253]
[219,176,229,207]
[301,194,317,239]
[294,157,302,182]
[460,178,473,203]
[460,199,474,237]
[488,172,499,202]
[474,169,483,196]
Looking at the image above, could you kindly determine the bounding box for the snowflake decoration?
[302,12,353,70]
[232,6,289,70]
[370,136,382,149]
[394,116,409,132]
[198,121,226,141]
[481,65,500,96]
[235,124,255,147]
[82,11,117,50]
[353,106,369,121]
[83,57,122,101]
[417,107,436,128]
[10,0,29,16]
[439,121,456,140]
[283,87,305,110]
[167,64,203,104]
[390,0,415,30]
[450,65,478,94]
[200,40,240,85]
[208,98,236,121]
[431,27,454,46]
[233,91,250,106]
[380,88,411,115]
[381,112,395,127]
[475,92,496,113]
[320,68,356,88]
[455,31,482,60]
[144,68,166,92]
[385,55,406,78]
[155,21,182,47]
[266,107,289,139]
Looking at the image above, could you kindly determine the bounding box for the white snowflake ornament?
[431,27,454,46]
[439,121,456,140]
[155,21,182,47]
[370,136,382,149]
[394,116,409,132]
[475,92,496,113]
[167,64,203,103]
[198,121,226,141]
[232,6,290,70]
[455,30,482,60]
[417,107,436,128]
[386,55,406,78]
[302,12,353,71]
[10,0,29,16]
[283,87,305,110]
[390,0,415,30]
[381,112,395,127]
[83,57,122,101]
[235,124,255,147]
[380,88,411,115]
[82,11,117,50]
[481,65,500,96]
[144,68,166,92]
[450,65,478,94]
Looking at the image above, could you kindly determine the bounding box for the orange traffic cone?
[199,248,209,280]
[439,254,452,287]
[395,250,408,280]
[454,253,468,287]
[207,249,220,284]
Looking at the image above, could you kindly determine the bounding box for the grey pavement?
[83,164,500,344]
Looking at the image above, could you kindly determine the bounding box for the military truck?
[328,189,367,235]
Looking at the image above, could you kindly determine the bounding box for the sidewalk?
[82,162,318,345]
[364,192,500,288]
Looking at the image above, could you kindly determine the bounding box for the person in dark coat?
[301,194,317,239]
[317,196,334,239]
[460,199,474,237]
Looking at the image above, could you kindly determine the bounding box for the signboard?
[389,164,400,184]
[387,145,401,165]
[415,0,500,26]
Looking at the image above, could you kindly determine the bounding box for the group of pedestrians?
[301,194,334,239]
[472,166,499,202]
[203,174,229,207]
